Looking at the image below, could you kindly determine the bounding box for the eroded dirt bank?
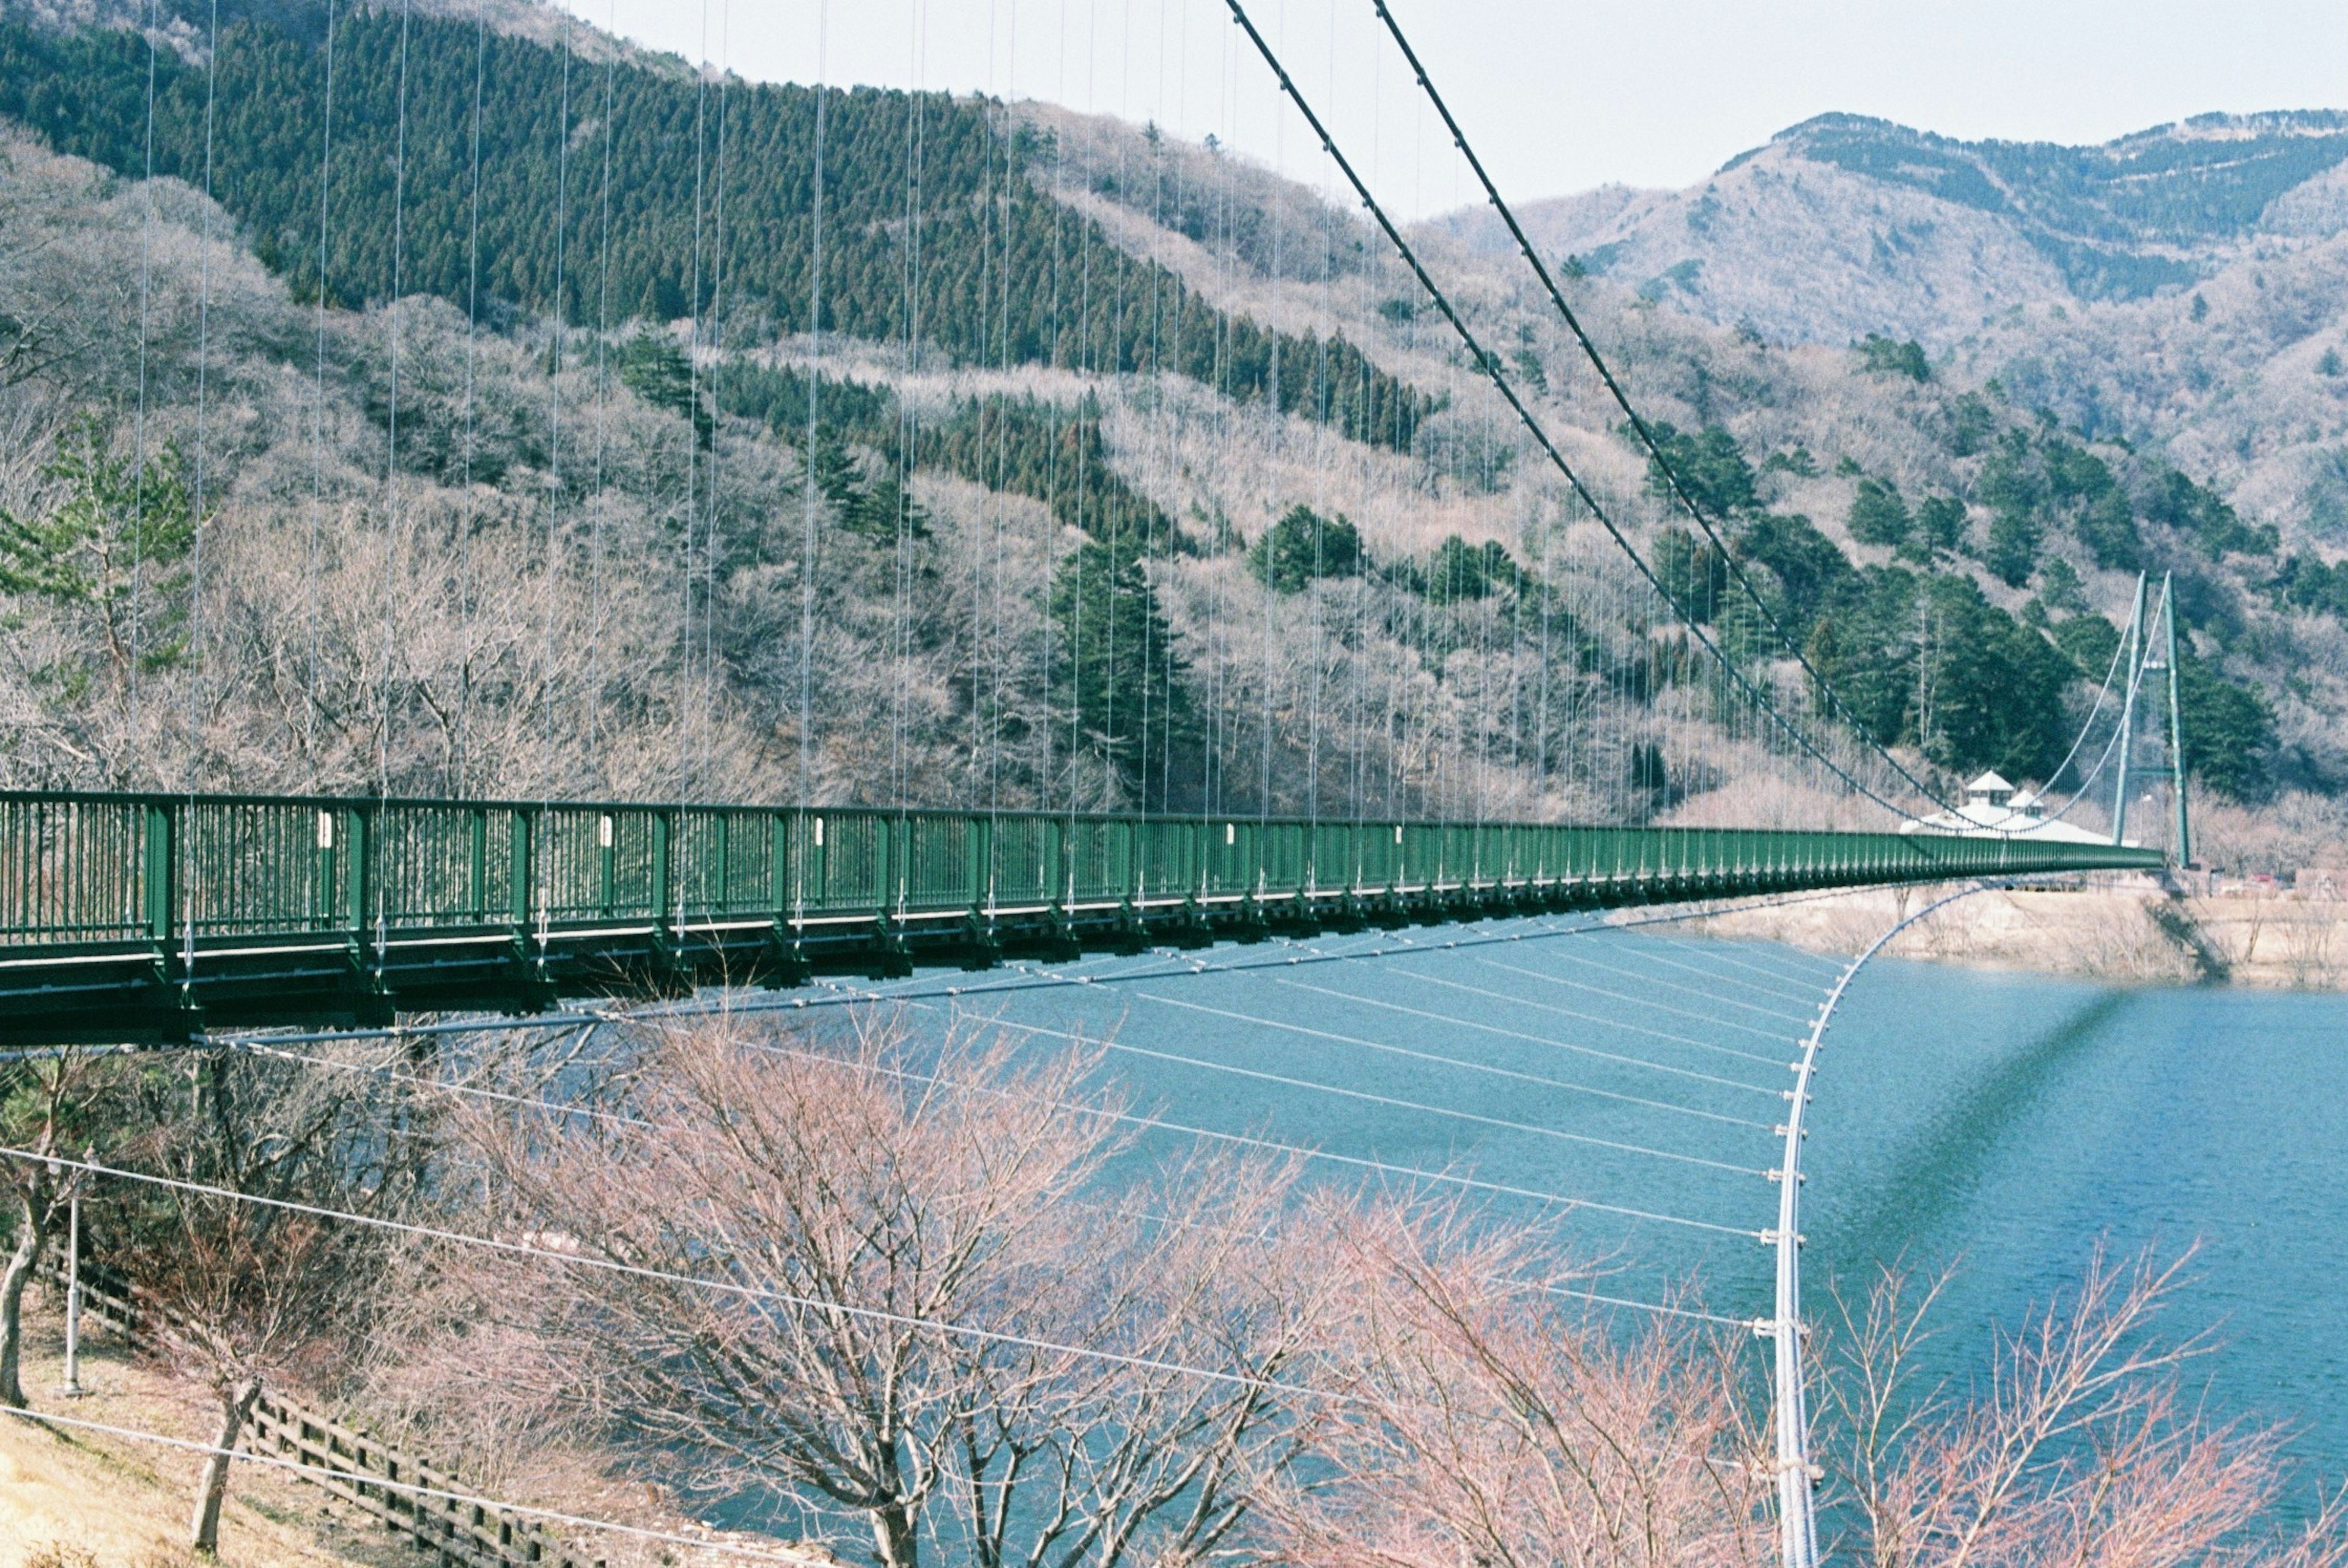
[1681,878,2348,989]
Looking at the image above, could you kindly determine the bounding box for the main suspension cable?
[1362,0,1952,813]
[1215,0,2109,829]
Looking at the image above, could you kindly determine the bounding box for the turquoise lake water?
[815,912,2348,1492]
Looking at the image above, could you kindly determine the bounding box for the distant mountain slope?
[1778,111,2348,295]
[1438,111,2348,348]
[1433,142,2070,351]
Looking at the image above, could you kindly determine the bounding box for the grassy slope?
[0,1302,399,1568]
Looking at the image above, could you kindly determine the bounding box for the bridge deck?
[0,790,2165,1043]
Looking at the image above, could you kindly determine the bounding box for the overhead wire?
[946,980,1776,1128]
[905,1001,1772,1174]
[1604,943,1826,1010]
[1241,968,1793,1072]
[1293,946,1798,1067]
[1356,921,1831,1023]
[1466,953,1801,1042]
[733,1038,1765,1237]
[1639,929,1844,991]
[1150,944,1793,1069]
[4,1147,1343,1399]
[227,1037,649,1130]
[24,1031,1754,1331]
[1493,948,1817,1026]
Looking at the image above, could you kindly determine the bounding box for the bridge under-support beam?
[0,790,2164,1045]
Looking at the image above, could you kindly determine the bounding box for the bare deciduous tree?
[451,1014,1340,1568]
[1822,1245,2348,1567]
[101,1045,424,1553]
[0,1046,108,1410]
[1263,1195,1772,1568]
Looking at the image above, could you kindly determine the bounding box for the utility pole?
[2112,573,2147,847]
[2164,573,2191,866]
[59,1188,83,1397]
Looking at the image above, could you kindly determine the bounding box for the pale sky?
[556,0,2347,218]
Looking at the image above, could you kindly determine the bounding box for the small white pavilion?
[1899,770,2127,844]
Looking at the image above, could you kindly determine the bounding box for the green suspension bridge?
[0,791,2159,1044]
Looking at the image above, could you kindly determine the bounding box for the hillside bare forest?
[0,0,2339,865]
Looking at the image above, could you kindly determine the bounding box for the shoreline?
[1677,878,2348,990]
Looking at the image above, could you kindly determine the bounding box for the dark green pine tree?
[1049,538,1197,809]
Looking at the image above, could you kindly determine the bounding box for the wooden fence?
[52,1262,596,1568]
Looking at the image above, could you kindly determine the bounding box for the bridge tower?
[2112,575,2147,847]
[2112,572,2190,864]
[2163,572,2191,866]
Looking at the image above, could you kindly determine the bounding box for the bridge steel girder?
[0,790,2166,1047]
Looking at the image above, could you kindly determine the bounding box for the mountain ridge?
[1439,108,2348,346]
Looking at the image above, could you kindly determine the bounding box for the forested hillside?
[0,4,1427,447]
[0,0,2335,866]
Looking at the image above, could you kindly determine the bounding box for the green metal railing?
[0,789,2165,1043]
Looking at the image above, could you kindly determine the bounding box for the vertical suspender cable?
[2163,573,2190,864]
[1071,2,1095,825]
[180,0,223,995]
[706,5,734,798]
[978,10,1002,812]
[892,0,923,813]
[585,0,619,784]
[797,4,828,821]
[375,0,416,974]
[681,4,709,803]
[1101,4,1126,813]
[1041,0,1069,820]
[990,0,1016,831]
[454,0,485,793]
[543,11,575,786]
[130,0,162,748]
